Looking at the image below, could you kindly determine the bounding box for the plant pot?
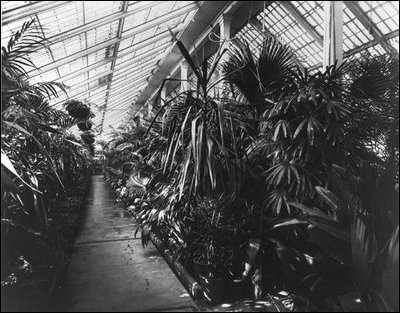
[81,131,95,144]
[226,276,253,301]
[65,101,89,118]
[199,274,227,303]
[83,137,95,144]
[77,119,93,131]
[68,107,90,119]
[193,260,213,279]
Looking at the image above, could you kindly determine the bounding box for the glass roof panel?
[2,1,32,12]
[256,2,323,68]
[2,1,398,134]
[37,2,84,37]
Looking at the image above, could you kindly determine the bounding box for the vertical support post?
[161,84,167,104]
[219,13,232,56]
[323,1,344,68]
[180,61,189,92]
[147,101,153,116]
[218,13,233,93]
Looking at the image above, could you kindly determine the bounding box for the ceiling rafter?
[106,94,138,109]
[103,78,149,99]
[110,68,154,86]
[53,57,115,83]
[50,43,169,107]
[136,1,237,107]
[99,1,130,134]
[40,1,158,46]
[2,1,72,25]
[54,76,149,108]
[344,1,397,54]
[26,4,197,77]
[84,70,156,103]
[310,28,399,71]
[46,28,177,83]
[90,72,154,104]
[278,1,323,47]
[68,69,113,90]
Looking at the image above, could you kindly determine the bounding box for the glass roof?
[2,1,399,136]
[236,1,398,70]
[1,1,198,136]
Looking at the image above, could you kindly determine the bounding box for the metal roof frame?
[2,1,398,135]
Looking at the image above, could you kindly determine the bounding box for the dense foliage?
[1,20,94,310]
[105,38,398,311]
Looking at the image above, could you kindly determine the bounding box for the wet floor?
[52,175,198,312]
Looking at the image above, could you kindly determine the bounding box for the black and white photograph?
[1,1,399,312]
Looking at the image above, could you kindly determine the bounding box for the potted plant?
[81,130,96,144]
[65,99,91,119]
[181,196,238,303]
[193,238,229,303]
[77,118,93,131]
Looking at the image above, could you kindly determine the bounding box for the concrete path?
[54,175,198,312]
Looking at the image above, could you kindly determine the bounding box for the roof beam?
[344,1,397,54]
[28,37,119,77]
[49,44,168,106]
[111,68,154,86]
[54,57,115,84]
[32,2,159,46]
[105,78,150,99]
[68,69,113,89]
[100,1,129,133]
[91,75,152,103]
[2,1,72,25]
[310,29,399,71]
[42,28,177,82]
[26,3,196,76]
[323,1,344,67]
[82,70,154,104]
[106,101,136,110]
[136,1,239,107]
[54,77,149,108]
[278,1,323,47]
[31,40,169,85]
[106,94,138,109]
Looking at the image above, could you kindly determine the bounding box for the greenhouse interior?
[1,1,399,312]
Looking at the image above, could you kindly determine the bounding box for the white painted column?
[147,101,153,116]
[323,1,344,68]
[218,13,233,93]
[161,83,167,104]
[180,61,189,92]
[220,13,232,54]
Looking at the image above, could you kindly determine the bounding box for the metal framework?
[1,1,398,137]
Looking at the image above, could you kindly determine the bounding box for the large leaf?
[380,225,399,312]
[308,216,350,242]
[4,121,64,189]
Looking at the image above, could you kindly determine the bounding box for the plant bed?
[1,176,91,312]
[198,274,228,304]
[149,233,203,300]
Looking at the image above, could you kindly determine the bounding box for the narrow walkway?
[54,175,198,312]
